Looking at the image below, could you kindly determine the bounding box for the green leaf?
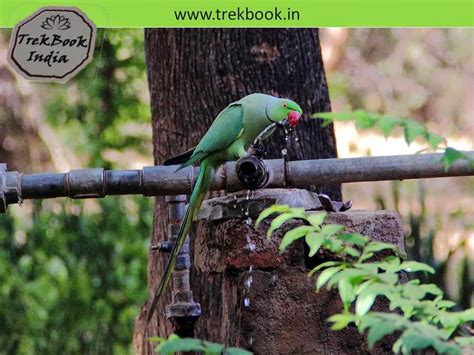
[356,292,376,316]
[358,315,381,333]
[339,278,356,307]
[355,280,373,295]
[313,111,356,122]
[377,255,402,272]
[354,262,378,273]
[376,272,399,285]
[403,120,427,145]
[255,204,290,227]
[316,266,343,291]
[358,313,402,333]
[308,261,344,277]
[203,341,225,354]
[364,241,399,255]
[279,225,313,253]
[392,338,404,354]
[320,224,345,237]
[454,336,474,346]
[459,308,474,321]
[439,309,474,332]
[439,312,462,330]
[442,147,466,172]
[400,330,435,352]
[432,340,461,355]
[324,237,345,254]
[397,261,435,274]
[345,247,361,257]
[419,284,443,296]
[425,132,444,149]
[378,116,402,137]
[392,298,415,317]
[156,336,251,355]
[400,283,427,300]
[337,233,368,246]
[355,111,378,129]
[406,278,421,285]
[433,339,462,355]
[358,252,374,263]
[357,282,389,298]
[327,313,356,330]
[306,212,327,227]
[327,269,369,289]
[437,300,456,309]
[367,322,398,349]
[158,336,205,354]
[305,232,326,257]
[266,209,305,238]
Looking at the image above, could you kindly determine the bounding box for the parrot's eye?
[282,102,287,108]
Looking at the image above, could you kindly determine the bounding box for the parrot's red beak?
[287,111,301,127]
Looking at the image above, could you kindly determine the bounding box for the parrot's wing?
[163,146,196,166]
[179,104,244,168]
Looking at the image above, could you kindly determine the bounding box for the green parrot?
[147,93,302,323]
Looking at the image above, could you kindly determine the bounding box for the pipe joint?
[66,168,105,199]
[235,155,270,190]
[0,164,20,213]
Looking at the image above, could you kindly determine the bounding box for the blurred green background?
[0,29,153,354]
[0,29,472,353]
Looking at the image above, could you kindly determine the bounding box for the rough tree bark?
[134,29,341,354]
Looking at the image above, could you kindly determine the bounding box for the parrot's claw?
[249,143,267,158]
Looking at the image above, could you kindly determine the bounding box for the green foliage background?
[256,206,473,354]
[0,29,152,354]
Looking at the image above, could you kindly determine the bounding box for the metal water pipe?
[1,152,473,213]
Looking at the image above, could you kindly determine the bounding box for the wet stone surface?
[196,188,324,221]
[189,188,405,354]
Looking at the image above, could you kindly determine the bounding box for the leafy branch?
[313,110,473,171]
[256,205,474,354]
[150,334,252,355]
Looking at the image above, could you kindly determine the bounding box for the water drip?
[245,216,253,226]
[245,189,251,200]
[246,235,256,252]
[244,274,253,290]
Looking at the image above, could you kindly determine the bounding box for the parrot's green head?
[265,97,303,127]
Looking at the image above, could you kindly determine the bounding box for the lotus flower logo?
[8,6,96,83]
[41,15,71,30]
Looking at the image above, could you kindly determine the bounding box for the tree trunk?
[134,29,341,354]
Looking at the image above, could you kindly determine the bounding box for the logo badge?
[7,6,96,83]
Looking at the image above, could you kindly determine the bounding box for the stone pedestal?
[187,189,404,354]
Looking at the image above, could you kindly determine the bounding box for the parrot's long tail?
[146,159,213,324]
